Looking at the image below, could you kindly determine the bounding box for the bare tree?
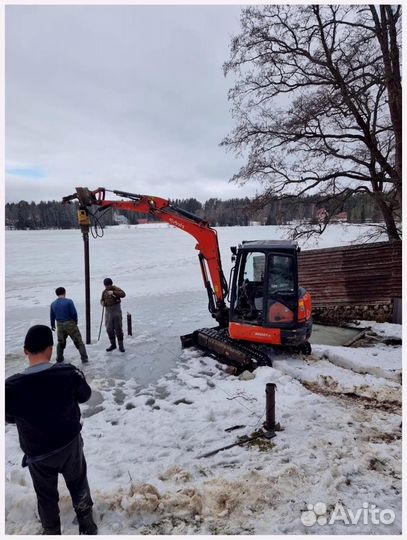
[222,4,402,241]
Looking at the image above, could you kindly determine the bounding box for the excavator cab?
[228,241,312,352]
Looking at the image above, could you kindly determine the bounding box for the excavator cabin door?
[228,241,309,346]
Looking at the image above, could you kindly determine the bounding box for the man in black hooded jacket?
[5,324,97,535]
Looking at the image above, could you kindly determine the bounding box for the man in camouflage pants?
[100,278,126,352]
[50,287,88,363]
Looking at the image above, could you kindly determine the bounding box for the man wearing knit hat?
[100,278,126,352]
[5,325,97,535]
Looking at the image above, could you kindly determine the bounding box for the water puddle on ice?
[310,323,365,346]
[78,332,183,390]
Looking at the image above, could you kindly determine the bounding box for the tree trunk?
[371,193,401,242]
[371,6,402,217]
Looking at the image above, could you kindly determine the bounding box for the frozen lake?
[5,222,378,383]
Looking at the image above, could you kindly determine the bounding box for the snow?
[365,321,403,340]
[311,343,402,383]
[4,224,402,534]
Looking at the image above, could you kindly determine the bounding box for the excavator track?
[181,327,272,373]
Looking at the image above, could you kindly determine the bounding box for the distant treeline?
[5,193,383,230]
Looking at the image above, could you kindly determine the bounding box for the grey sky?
[6,5,258,204]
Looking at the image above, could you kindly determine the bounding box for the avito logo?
[301,502,395,527]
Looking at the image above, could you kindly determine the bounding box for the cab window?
[268,255,294,295]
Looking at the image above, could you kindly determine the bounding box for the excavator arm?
[63,187,229,325]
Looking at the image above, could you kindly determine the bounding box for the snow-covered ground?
[4,224,402,534]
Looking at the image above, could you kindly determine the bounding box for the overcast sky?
[5,5,261,204]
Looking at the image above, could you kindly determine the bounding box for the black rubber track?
[192,327,272,372]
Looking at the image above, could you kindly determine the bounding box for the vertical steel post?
[264,383,277,438]
[78,208,91,345]
[83,230,91,344]
[127,312,132,336]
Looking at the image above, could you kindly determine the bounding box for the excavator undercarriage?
[181,327,272,372]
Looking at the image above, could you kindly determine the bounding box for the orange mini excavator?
[63,187,312,371]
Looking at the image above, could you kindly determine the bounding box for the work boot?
[78,344,89,363]
[77,511,98,535]
[56,344,64,363]
[118,340,125,353]
[106,338,116,352]
[42,525,61,535]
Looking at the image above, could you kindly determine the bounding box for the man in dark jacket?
[50,287,88,363]
[100,278,126,352]
[5,325,97,535]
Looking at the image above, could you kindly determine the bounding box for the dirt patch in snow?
[367,431,402,444]
[95,468,306,534]
[302,380,401,414]
[159,465,192,483]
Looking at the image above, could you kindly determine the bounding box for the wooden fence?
[298,241,402,308]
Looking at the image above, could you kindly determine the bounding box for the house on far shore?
[331,211,348,223]
[314,208,348,223]
[315,208,329,222]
